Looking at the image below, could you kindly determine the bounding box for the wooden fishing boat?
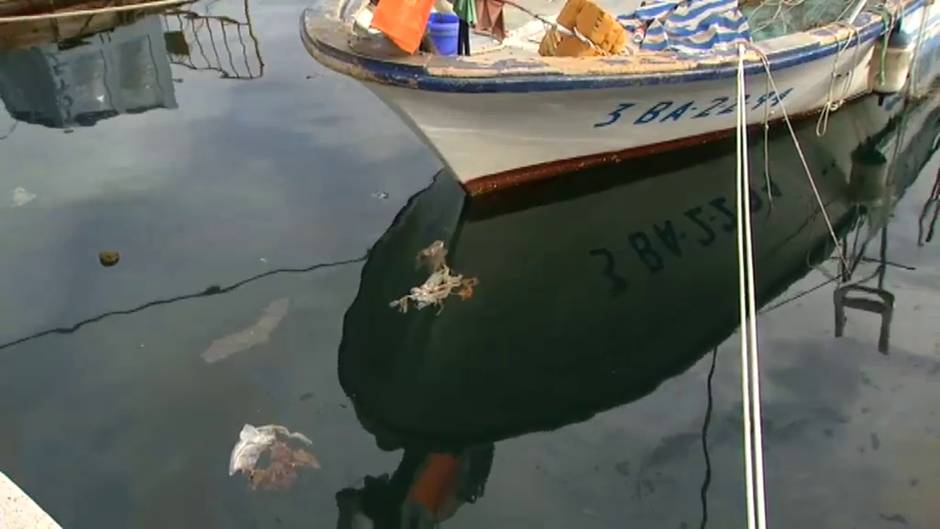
[337,91,940,447]
[302,0,939,194]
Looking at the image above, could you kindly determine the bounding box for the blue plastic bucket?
[426,12,459,56]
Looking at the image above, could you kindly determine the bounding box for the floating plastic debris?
[371,191,389,200]
[202,298,289,363]
[390,241,478,314]
[11,187,36,207]
[98,251,120,267]
[229,424,321,491]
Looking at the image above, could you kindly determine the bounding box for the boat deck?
[341,0,879,65]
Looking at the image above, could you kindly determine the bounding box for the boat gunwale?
[301,0,928,93]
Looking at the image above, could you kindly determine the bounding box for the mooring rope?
[735,43,768,529]
[760,67,775,211]
[816,21,863,137]
[749,46,850,272]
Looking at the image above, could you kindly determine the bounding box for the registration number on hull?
[594,88,794,128]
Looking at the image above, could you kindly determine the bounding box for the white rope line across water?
[0,0,192,23]
[735,44,768,529]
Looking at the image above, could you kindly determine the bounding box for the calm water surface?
[0,1,938,528]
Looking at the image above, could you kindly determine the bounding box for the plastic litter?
[98,251,120,267]
[229,424,321,490]
[11,187,36,207]
[390,241,478,314]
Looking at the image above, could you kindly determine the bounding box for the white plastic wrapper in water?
[11,187,36,207]
[229,424,321,490]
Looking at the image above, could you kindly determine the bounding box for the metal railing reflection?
[161,0,263,79]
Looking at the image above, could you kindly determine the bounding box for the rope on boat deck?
[735,44,768,529]
[0,0,193,23]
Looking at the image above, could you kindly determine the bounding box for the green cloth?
[452,0,476,25]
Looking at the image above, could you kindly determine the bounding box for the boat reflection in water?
[0,0,262,130]
[335,89,940,528]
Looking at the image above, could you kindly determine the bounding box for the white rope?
[816,22,863,136]
[735,44,768,529]
[735,46,756,529]
[750,46,851,272]
[0,0,192,23]
[761,63,774,210]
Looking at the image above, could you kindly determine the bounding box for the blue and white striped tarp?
[618,0,752,54]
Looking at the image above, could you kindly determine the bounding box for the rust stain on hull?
[464,107,828,196]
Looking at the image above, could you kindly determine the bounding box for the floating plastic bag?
[229,424,321,490]
[11,187,36,207]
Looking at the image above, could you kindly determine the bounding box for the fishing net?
[741,0,867,41]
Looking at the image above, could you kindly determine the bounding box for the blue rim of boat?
[302,0,929,93]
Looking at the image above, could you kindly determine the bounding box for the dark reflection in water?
[336,90,940,528]
[0,1,938,527]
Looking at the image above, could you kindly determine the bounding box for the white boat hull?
[367,45,875,190]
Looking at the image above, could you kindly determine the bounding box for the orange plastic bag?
[371,0,436,54]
